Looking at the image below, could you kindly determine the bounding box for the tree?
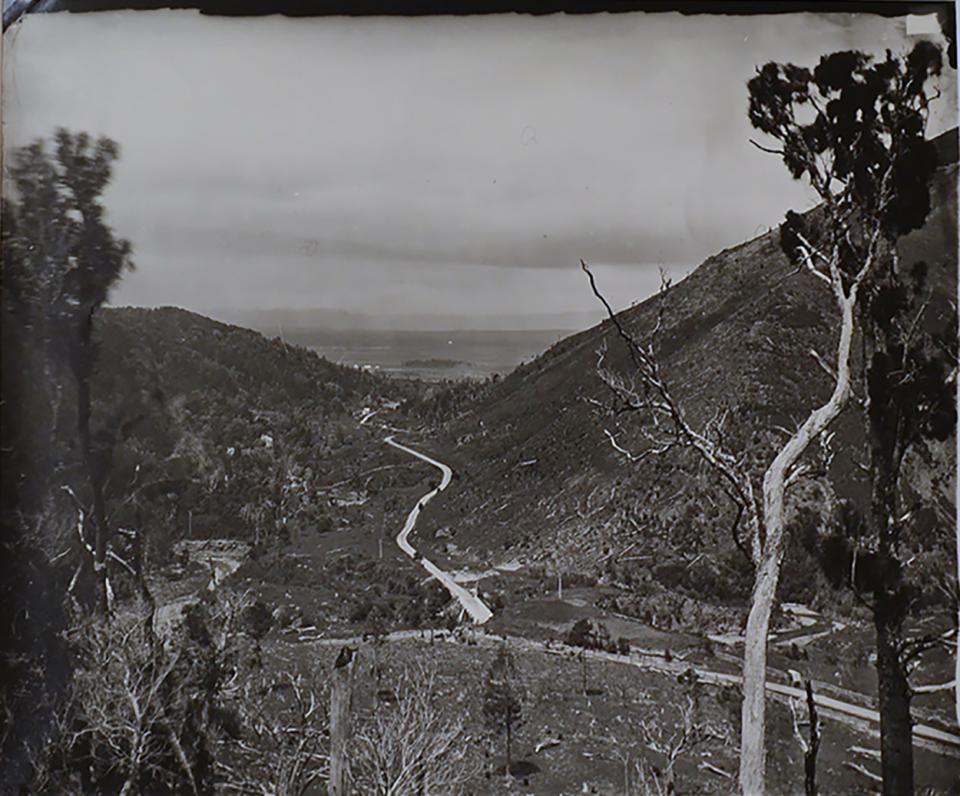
[748,43,948,796]
[584,41,946,795]
[354,663,477,796]
[814,263,955,794]
[238,442,312,551]
[5,129,134,616]
[856,252,955,796]
[180,587,265,791]
[482,645,522,777]
[2,129,133,787]
[49,608,202,795]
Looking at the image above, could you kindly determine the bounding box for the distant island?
[402,358,469,369]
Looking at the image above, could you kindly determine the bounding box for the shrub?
[653,562,687,591]
[350,599,373,623]
[565,619,612,651]
[566,619,593,648]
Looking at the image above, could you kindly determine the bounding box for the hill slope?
[420,158,957,600]
[85,306,432,553]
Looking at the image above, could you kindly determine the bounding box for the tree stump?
[328,646,355,796]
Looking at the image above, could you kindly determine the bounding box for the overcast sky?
[3,9,956,325]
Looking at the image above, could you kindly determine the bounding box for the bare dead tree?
[582,264,760,563]
[218,670,329,796]
[633,691,729,795]
[353,662,479,796]
[328,646,355,796]
[66,609,198,795]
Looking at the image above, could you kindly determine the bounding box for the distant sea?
[281,328,574,381]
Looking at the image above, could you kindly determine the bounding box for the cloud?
[3,9,955,317]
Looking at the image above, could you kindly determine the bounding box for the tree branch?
[583,259,761,562]
[749,138,785,155]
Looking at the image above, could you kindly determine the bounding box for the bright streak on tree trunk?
[739,294,856,795]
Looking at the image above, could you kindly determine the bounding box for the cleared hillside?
[421,155,957,602]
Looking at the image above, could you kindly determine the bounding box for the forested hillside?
[86,306,439,557]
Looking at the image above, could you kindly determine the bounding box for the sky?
[2,9,956,327]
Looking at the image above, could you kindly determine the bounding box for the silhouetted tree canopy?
[6,128,134,616]
[6,129,133,346]
[749,43,944,279]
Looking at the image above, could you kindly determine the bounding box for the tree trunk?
[132,518,157,640]
[328,647,355,796]
[863,314,914,796]
[739,293,857,795]
[804,742,818,796]
[505,717,512,777]
[871,462,913,796]
[76,361,109,617]
[804,680,820,796]
[875,612,913,796]
[739,535,786,796]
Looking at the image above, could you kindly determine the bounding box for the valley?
[3,44,956,791]
[61,141,954,792]
[158,372,955,792]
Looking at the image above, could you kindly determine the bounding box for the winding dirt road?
[384,435,492,625]
[357,427,959,758]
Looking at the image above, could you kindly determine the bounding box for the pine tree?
[482,645,522,776]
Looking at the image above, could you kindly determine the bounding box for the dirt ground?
[268,634,960,795]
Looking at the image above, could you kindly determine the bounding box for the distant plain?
[279,327,572,380]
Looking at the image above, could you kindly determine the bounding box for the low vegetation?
[2,37,957,796]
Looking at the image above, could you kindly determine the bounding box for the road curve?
[362,437,960,757]
[385,436,493,625]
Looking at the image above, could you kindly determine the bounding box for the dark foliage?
[751,45,942,245]
[4,129,136,603]
[2,129,135,785]
[482,645,523,773]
